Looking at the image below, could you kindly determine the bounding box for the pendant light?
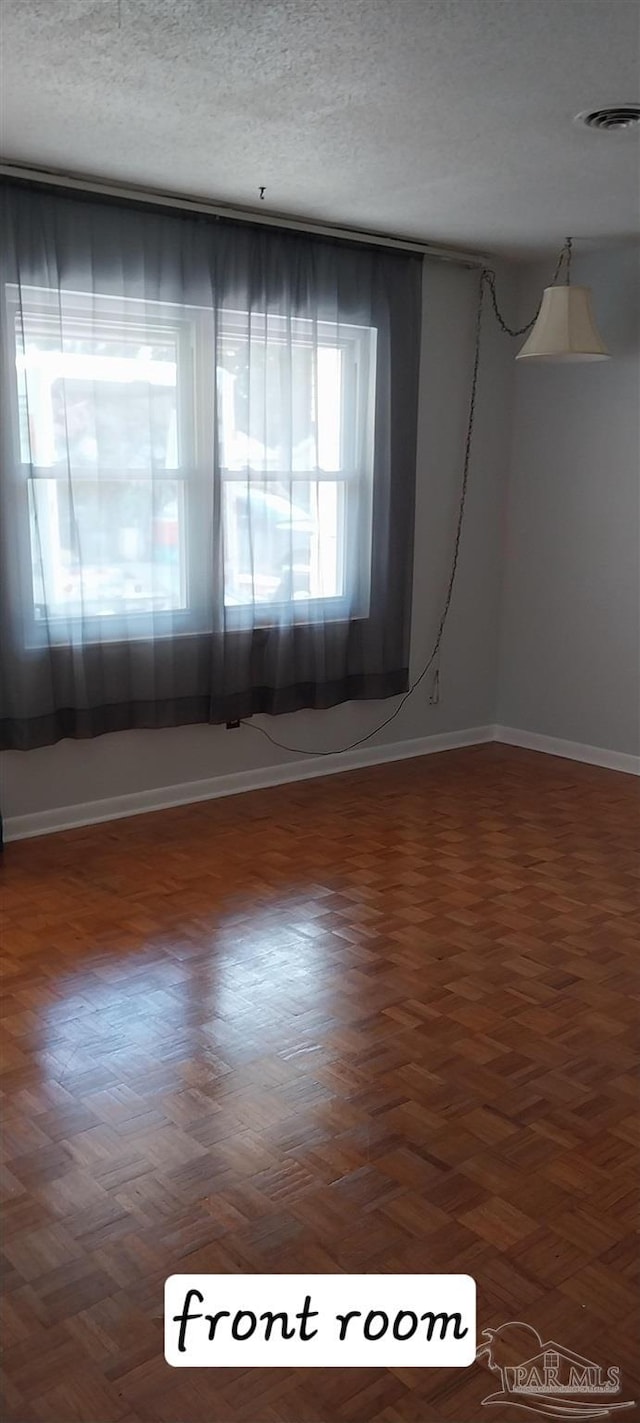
[516,238,610,362]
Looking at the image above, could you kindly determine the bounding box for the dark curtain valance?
[0,181,422,752]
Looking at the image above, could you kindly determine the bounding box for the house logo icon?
[476,1320,635,1419]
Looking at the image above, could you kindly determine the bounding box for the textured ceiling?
[1,0,639,258]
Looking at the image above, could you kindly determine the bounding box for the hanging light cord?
[241,241,569,759]
[483,239,569,338]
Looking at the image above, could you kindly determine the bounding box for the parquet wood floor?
[1,744,639,1423]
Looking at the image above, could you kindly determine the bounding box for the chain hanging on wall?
[241,242,570,759]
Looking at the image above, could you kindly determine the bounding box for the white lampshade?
[516,285,610,362]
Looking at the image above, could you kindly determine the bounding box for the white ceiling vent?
[577,105,640,132]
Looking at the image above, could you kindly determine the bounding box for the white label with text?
[165,1273,476,1368]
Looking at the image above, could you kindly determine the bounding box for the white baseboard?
[3,724,494,842]
[494,725,640,776]
[6,721,636,842]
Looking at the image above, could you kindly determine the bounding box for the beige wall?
[499,245,640,756]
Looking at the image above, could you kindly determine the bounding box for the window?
[2,183,422,751]
[13,287,198,641]
[12,286,376,642]
[218,310,376,622]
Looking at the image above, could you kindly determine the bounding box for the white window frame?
[8,284,208,647]
[217,309,376,629]
[7,285,377,646]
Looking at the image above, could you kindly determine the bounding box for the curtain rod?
[0,161,489,270]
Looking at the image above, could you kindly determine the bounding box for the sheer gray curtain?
[0,182,422,751]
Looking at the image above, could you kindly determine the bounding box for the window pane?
[316,345,342,471]
[217,318,346,474]
[17,318,179,471]
[223,481,344,607]
[28,478,187,622]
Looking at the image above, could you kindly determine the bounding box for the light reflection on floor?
[38,893,342,1097]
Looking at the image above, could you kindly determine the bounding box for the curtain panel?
[0,182,422,752]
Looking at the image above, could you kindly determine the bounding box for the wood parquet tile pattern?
[1,745,639,1423]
